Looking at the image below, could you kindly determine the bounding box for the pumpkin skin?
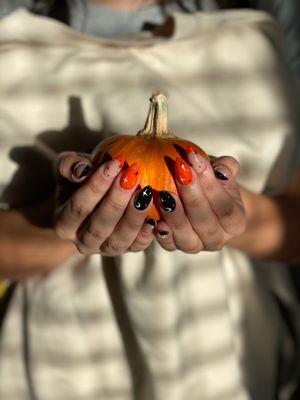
[91,94,208,220]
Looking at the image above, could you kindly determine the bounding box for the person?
[0,1,300,400]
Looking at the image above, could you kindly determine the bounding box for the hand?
[155,147,246,253]
[54,152,156,256]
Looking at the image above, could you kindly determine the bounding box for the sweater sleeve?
[0,0,33,19]
[255,0,300,81]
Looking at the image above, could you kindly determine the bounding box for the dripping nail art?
[134,186,153,211]
[102,155,125,179]
[175,157,193,186]
[72,162,91,179]
[214,167,229,181]
[120,162,139,190]
[159,191,176,213]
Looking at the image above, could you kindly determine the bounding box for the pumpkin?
[91,93,208,220]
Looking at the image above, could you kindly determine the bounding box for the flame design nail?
[175,157,193,186]
[120,162,139,190]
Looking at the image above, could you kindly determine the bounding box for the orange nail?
[175,157,193,186]
[120,162,139,190]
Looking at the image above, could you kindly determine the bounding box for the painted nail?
[214,167,229,181]
[157,230,169,238]
[72,162,91,179]
[114,154,125,170]
[186,145,207,173]
[142,218,156,234]
[134,186,153,211]
[102,155,125,179]
[120,162,139,190]
[159,191,176,213]
[175,157,193,186]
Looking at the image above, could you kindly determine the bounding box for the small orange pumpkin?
[92,93,208,220]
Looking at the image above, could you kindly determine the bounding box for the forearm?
[229,187,300,263]
[0,209,76,280]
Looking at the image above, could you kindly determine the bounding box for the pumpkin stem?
[137,93,176,138]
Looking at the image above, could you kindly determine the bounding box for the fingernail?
[186,145,207,174]
[102,155,125,179]
[214,167,229,181]
[72,162,91,179]
[159,191,176,213]
[120,162,139,190]
[157,230,169,238]
[134,186,153,211]
[175,157,193,186]
[142,218,156,234]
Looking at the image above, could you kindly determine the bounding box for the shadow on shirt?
[0,96,106,225]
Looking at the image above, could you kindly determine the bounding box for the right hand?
[54,152,156,256]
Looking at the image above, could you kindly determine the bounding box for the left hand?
[155,147,246,253]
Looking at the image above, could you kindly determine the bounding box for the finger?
[158,191,203,253]
[210,156,243,205]
[174,157,225,251]
[77,163,140,252]
[186,148,246,236]
[58,152,92,183]
[55,156,125,241]
[129,218,156,252]
[100,186,153,256]
[155,220,177,252]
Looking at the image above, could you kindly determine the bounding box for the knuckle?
[185,195,205,210]
[176,237,202,254]
[222,206,246,235]
[105,240,128,254]
[219,203,234,220]
[204,223,221,238]
[162,245,176,252]
[125,217,143,232]
[206,238,225,252]
[87,179,102,196]
[130,236,153,252]
[75,242,91,255]
[183,241,203,254]
[69,196,89,220]
[85,224,106,242]
[108,197,125,213]
[128,245,145,253]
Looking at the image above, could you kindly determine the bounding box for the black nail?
[159,191,176,212]
[134,186,153,210]
[80,164,91,178]
[214,169,228,181]
[73,163,91,179]
[158,230,169,238]
[146,218,156,227]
